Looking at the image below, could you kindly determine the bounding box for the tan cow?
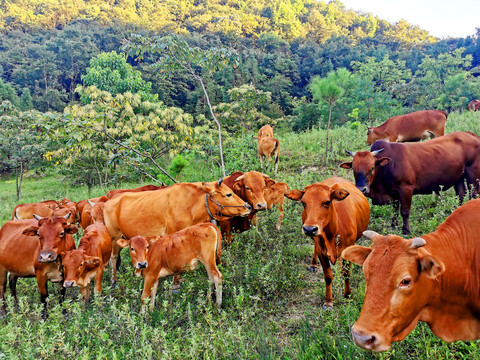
[103,180,251,284]
[106,184,167,199]
[254,124,274,139]
[61,223,112,303]
[118,223,223,310]
[366,110,447,145]
[286,177,370,307]
[343,199,480,351]
[76,196,109,229]
[257,137,280,173]
[264,181,289,230]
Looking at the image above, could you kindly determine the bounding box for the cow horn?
[87,199,95,207]
[261,173,270,178]
[345,150,356,157]
[371,148,384,156]
[63,212,71,219]
[363,230,380,239]
[410,237,426,248]
[235,175,245,181]
[33,214,43,221]
[217,178,224,187]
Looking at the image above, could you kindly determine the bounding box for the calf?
[61,223,112,303]
[342,198,480,352]
[12,200,57,220]
[0,213,77,316]
[257,136,280,173]
[117,223,223,310]
[286,177,370,307]
[254,124,274,139]
[264,181,289,230]
[76,196,109,229]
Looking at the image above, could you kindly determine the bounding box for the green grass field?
[1,111,480,359]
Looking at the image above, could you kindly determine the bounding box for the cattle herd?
[1,110,480,353]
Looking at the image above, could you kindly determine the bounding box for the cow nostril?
[303,226,318,236]
[137,262,148,269]
[256,203,267,210]
[246,204,252,211]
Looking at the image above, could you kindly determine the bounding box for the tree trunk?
[325,103,333,159]
[16,163,24,201]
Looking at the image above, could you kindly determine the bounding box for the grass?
[1,110,480,359]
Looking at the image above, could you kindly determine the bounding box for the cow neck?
[205,193,250,225]
[205,194,220,226]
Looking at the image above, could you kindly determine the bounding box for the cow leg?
[94,267,103,295]
[80,285,90,305]
[276,204,284,231]
[391,201,400,229]
[205,263,223,306]
[110,241,121,287]
[318,253,334,308]
[454,178,467,204]
[309,236,321,272]
[36,272,49,319]
[0,267,7,317]
[399,187,414,235]
[141,273,159,311]
[341,260,351,299]
[259,153,264,169]
[8,274,18,301]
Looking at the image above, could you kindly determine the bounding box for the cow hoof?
[309,266,318,273]
[111,282,117,289]
[322,302,333,310]
[171,284,181,294]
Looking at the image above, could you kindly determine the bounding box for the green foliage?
[19,88,34,111]
[81,51,158,103]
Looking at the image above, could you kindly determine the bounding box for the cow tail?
[213,224,222,265]
[13,208,18,220]
[274,139,280,166]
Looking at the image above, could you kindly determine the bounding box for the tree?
[310,68,349,158]
[19,88,34,111]
[124,33,238,177]
[81,51,158,103]
[0,101,46,200]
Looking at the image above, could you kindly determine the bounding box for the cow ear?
[22,226,39,236]
[418,255,445,279]
[339,161,352,169]
[65,224,78,234]
[199,182,216,194]
[331,188,349,201]
[285,190,304,201]
[85,256,102,267]
[149,236,161,245]
[341,246,372,266]
[232,181,243,192]
[376,157,391,167]
[265,178,276,187]
[117,239,130,248]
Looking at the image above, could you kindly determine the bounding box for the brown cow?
[76,196,109,229]
[0,213,77,316]
[61,223,112,303]
[257,136,280,173]
[12,200,58,220]
[285,177,370,308]
[341,131,480,234]
[366,110,447,145]
[468,99,480,111]
[117,223,223,310]
[254,124,274,140]
[264,181,289,231]
[342,198,480,352]
[103,179,251,284]
[106,184,167,199]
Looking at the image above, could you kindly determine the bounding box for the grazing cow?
[0,213,77,316]
[76,196,109,229]
[106,184,167,199]
[285,177,370,307]
[264,181,289,231]
[61,223,112,303]
[341,131,480,234]
[12,200,58,220]
[254,124,274,139]
[256,135,280,173]
[103,179,251,284]
[118,223,223,310]
[342,199,480,352]
[468,99,480,111]
[366,110,447,145]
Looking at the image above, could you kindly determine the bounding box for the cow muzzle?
[357,185,370,196]
[351,327,389,352]
[255,202,267,210]
[302,226,319,236]
[136,261,148,269]
[63,280,76,288]
[38,251,57,263]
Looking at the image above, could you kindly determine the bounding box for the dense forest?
[0,0,480,189]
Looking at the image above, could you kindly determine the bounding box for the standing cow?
[366,110,447,145]
[468,99,480,111]
[342,198,480,352]
[285,177,370,308]
[341,131,480,235]
[103,179,251,285]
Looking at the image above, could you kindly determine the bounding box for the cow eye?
[245,187,251,191]
[79,263,83,268]
[399,277,411,288]
[131,247,135,252]
[60,231,65,236]
[226,193,233,197]
[323,201,331,207]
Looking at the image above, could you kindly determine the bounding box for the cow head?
[286,183,349,256]
[197,180,252,218]
[264,182,289,209]
[340,149,390,196]
[85,200,105,224]
[342,231,445,352]
[233,171,271,211]
[366,128,388,145]
[118,235,160,275]
[22,213,78,263]
[61,249,102,288]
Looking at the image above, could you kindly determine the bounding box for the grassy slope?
[1,111,480,359]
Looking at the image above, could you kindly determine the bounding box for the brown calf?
[61,223,112,303]
[264,181,289,231]
[117,223,223,310]
[76,196,109,229]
